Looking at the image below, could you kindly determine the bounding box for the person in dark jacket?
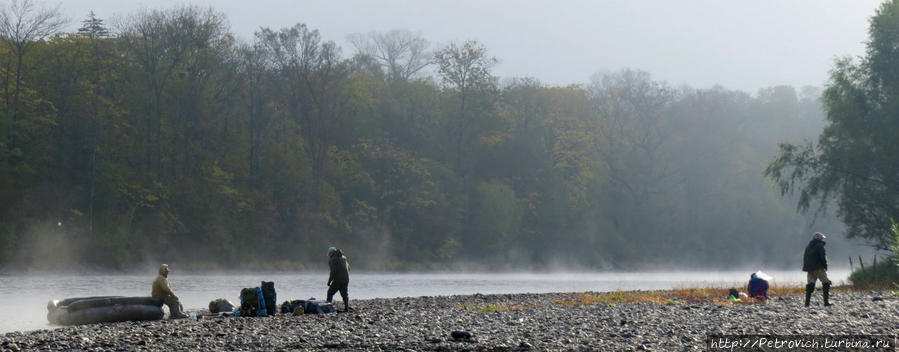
[326,247,351,312]
[802,232,832,307]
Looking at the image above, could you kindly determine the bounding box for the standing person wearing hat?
[326,247,351,312]
[152,264,188,318]
[802,232,832,307]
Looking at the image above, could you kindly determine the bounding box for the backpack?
[239,288,257,317]
[303,300,336,314]
[238,287,268,317]
[281,300,305,314]
[255,287,268,316]
[261,281,276,315]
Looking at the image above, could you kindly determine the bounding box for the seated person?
[747,272,769,300]
[152,264,188,319]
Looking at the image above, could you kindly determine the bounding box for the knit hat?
[328,247,337,255]
[813,232,826,240]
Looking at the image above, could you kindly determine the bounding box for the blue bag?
[255,287,267,317]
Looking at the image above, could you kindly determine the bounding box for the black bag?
[281,300,305,314]
[303,301,335,314]
[261,281,276,315]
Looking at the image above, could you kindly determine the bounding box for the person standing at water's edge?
[327,247,351,312]
[152,264,188,318]
[802,232,832,307]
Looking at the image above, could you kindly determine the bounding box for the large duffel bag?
[280,299,334,315]
[261,281,276,315]
[303,300,335,314]
[281,300,305,314]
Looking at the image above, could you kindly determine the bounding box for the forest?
[0,3,865,271]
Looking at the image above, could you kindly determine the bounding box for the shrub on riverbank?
[848,256,899,289]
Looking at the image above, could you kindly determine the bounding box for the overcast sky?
[56,0,882,93]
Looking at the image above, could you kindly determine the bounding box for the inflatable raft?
[47,296,164,325]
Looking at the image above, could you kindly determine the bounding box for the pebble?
[0,291,895,350]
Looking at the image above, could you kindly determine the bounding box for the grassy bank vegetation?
[848,222,899,289]
[848,256,899,290]
[552,286,812,306]
[455,284,873,312]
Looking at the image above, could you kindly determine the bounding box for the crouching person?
[152,264,188,319]
[748,272,769,301]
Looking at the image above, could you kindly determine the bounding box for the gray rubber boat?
[47,296,164,325]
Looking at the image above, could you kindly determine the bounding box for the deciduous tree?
[766,0,899,250]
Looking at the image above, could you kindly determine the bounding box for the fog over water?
[1,270,850,334]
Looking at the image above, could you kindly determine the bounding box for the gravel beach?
[1,290,897,351]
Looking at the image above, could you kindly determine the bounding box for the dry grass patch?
[554,291,672,307]
[553,284,823,307]
[769,285,806,296]
[460,284,858,312]
[671,287,733,304]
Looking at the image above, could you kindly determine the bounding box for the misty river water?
[0,270,850,334]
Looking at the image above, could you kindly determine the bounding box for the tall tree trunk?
[12,45,24,122]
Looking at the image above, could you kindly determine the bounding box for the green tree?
[766,0,899,250]
[433,40,500,252]
[0,0,65,266]
[78,11,109,237]
[588,70,678,254]
[0,0,65,121]
[434,40,499,171]
[470,181,520,258]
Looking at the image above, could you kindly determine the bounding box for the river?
[0,270,850,334]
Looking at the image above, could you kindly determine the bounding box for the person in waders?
[152,264,188,318]
[802,232,832,307]
[326,247,351,312]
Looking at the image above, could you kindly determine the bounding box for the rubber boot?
[170,302,188,319]
[822,283,832,306]
[804,283,815,307]
[342,292,349,312]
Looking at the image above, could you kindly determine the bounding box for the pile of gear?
[205,281,336,317]
[202,247,350,317]
[47,246,351,326]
